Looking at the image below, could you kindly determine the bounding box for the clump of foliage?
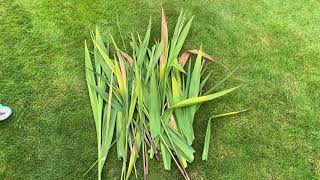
[84,9,244,180]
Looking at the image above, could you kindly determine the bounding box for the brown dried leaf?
[178,52,190,67]
[169,115,178,131]
[160,7,168,69]
[186,49,228,69]
[188,49,217,61]
[120,51,134,66]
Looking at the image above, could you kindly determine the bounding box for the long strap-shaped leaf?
[202,108,250,160]
[85,41,103,180]
[202,118,211,161]
[172,86,239,109]
[148,71,161,138]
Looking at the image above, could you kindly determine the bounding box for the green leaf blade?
[202,119,211,161]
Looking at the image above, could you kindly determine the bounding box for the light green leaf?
[202,118,211,161]
[172,86,239,108]
[149,72,161,138]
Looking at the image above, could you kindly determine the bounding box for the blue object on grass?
[0,104,12,121]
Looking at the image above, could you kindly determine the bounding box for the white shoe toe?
[0,106,12,121]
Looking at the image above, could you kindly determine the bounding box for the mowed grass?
[0,0,319,179]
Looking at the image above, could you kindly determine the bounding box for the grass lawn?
[1,0,319,179]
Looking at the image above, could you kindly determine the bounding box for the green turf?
[1,0,319,179]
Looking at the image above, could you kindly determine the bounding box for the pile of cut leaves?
[84,9,245,180]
